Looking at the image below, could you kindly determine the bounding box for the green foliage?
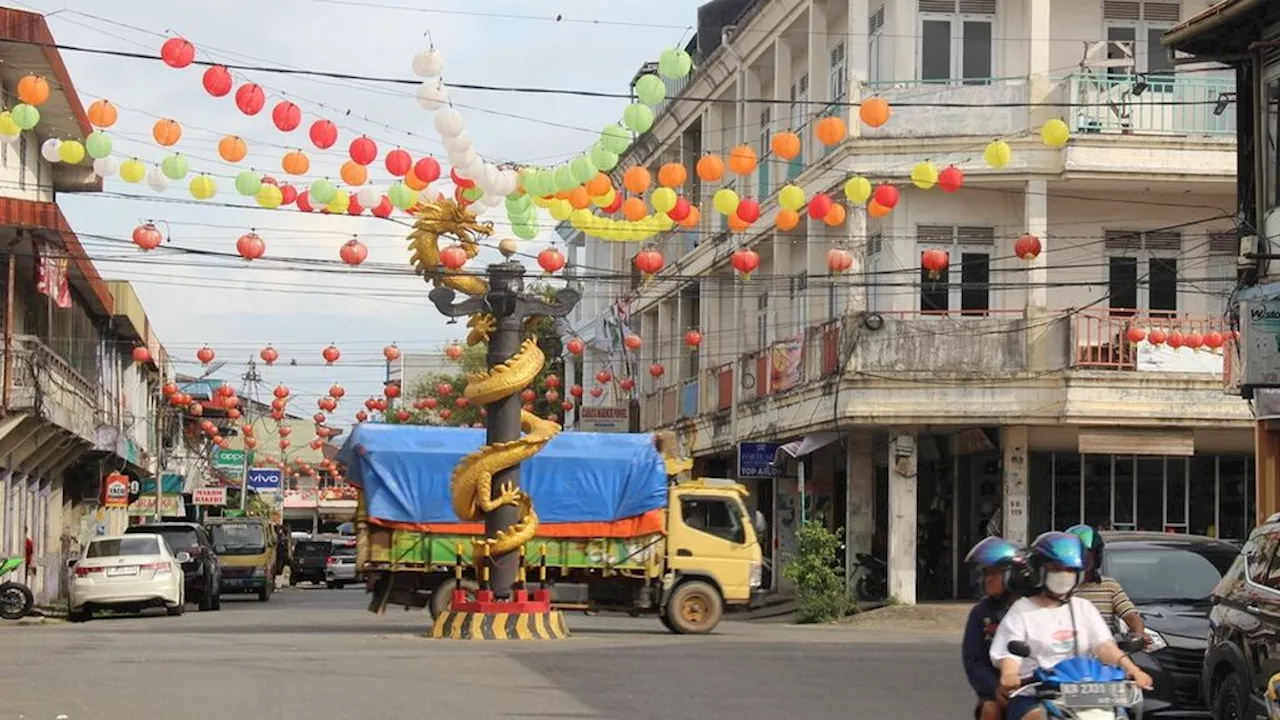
[783,521,850,623]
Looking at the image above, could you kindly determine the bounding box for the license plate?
[1058,682,1133,707]
[106,566,138,577]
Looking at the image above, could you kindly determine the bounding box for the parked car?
[325,541,357,589]
[292,539,332,586]
[68,534,188,622]
[1202,514,1280,718]
[1101,532,1240,716]
[125,521,221,611]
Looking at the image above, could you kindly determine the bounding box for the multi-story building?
[561,0,1250,603]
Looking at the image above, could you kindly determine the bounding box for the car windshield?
[1103,544,1240,604]
[87,537,161,558]
[209,523,267,555]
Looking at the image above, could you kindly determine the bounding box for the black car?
[125,522,222,611]
[291,540,332,586]
[1202,515,1280,719]
[1101,532,1240,716]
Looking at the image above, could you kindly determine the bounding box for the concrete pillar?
[885,0,917,83]
[887,431,917,604]
[1026,0,1053,129]
[1001,426,1030,545]
[1257,422,1280,526]
[1024,179,1051,371]
[845,431,874,588]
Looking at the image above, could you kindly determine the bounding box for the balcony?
[743,321,844,400]
[862,77,1031,139]
[7,334,99,442]
[1071,311,1230,374]
[1062,73,1235,137]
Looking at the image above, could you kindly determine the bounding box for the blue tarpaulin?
[337,424,669,524]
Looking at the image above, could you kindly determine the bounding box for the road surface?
[1,586,969,719]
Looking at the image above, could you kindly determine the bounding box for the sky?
[16,0,704,422]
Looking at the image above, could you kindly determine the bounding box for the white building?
[560,0,1250,604]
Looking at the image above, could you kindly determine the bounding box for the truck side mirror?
[754,510,767,536]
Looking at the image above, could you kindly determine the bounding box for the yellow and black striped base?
[430,610,570,640]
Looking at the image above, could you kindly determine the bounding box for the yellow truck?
[341,425,765,634]
[204,516,277,602]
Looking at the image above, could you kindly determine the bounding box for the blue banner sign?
[737,442,782,478]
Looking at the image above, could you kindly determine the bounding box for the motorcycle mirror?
[1117,635,1145,654]
[1007,641,1031,658]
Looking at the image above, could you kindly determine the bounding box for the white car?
[68,534,189,622]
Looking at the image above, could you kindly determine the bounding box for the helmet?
[965,537,1020,570]
[1028,531,1085,571]
[1066,524,1104,553]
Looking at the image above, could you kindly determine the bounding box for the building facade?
[561,0,1250,602]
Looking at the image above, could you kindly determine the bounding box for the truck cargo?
[339,424,766,634]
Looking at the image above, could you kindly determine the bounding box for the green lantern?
[634,74,666,106]
[553,164,576,192]
[235,170,262,197]
[658,48,693,79]
[11,103,39,131]
[160,153,189,180]
[589,144,618,172]
[600,124,630,154]
[85,131,112,159]
[387,182,415,210]
[512,223,538,241]
[309,178,337,205]
[622,103,654,133]
[461,185,484,202]
[505,193,532,213]
[569,155,597,184]
[517,168,539,196]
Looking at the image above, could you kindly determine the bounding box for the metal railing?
[8,334,99,441]
[1061,72,1236,137]
[1072,310,1233,371]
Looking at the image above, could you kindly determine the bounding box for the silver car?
[324,542,357,589]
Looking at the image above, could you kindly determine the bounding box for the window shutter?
[869,7,885,33]
[1103,1,1141,20]
[917,225,954,244]
[956,226,996,245]
[1143,231,1182,252]
[868,233,883,257]
[1208,232,1238,255]
[1142,2,1181,22]
[1104,230,1142,251]
[919,0,956,12]
[958,0,997,14]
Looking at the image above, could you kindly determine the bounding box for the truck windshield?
[210,523,266,555]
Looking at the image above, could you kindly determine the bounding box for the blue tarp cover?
[337,424,668,524]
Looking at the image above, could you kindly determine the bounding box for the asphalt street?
[2,586,969,719]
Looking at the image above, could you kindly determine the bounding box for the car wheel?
[67,602,91,623]
[166,597,185,617]
[198,573,215,611]
[1212,670,1247,720]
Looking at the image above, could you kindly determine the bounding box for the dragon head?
[413,198,495,258]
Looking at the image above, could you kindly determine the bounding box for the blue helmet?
[1065,524,1104,553]
[1028,531,1085,571]
[965,537,1020,570]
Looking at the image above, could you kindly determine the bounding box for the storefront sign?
[246,467,282,493]
[128,495,184,517]
[192,487,228,506]
[737,442,782,479]
[102,472,130,508]
[579,406,629,433]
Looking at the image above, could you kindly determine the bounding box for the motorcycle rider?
[962,536,1022,720]
[1066,524,1148,644]
[990,531,1153,720]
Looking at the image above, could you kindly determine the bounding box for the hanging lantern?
[921,249,950,279]
[727,144,758,176]
[424,397,438,410]
[132,223,163,251]
[322,345,341,364]
[160,37,196,68]
[260,345,279,365]
[394,409,410,422]
[131,346,151,364]
[872,184,900,209]
[314,412,327,424]
[827,248,854,273]
[445,344,464,360]
[385,383,402,399]
[544,374,562,389]
[634,247,664,276]
[319,397,338,412]
[731,248,760,278]
[590,387,604,398]
[562,401,575,412]
[566,338,585,355]
[1205,331,1225,350]
[770,131,802,161]
[684,329,703,349]
[859,97,892,128]
[309,119,339,150]
[437,383,454,397]
[439,409,453,421]
[196,346,215,364]
[385,149,412,177]
[937,166,965,193]
[649,363,666,378]
[152,118,182,147]
[569,384,583,398]
[353,411,367,422]
[456,397,471,409]
[162,382,178,397]
[596,370,613,384]
[1186,333,1204,351]
[807,193,833,220]
[383,344,401,362]
[348,136,378,166]
[281,150,310,176]
[15,75,48,107]
[815,116,847,146]
[279,426,293,437]
[1126,326,1146,344]
[86,100,118,129]
[202,65,233,97]
[696,154,724,182]
[339,238,368,266]
[521,388,537,403]
[1014,233,1042,261]
[439,245,468,271]
[619,378,635,391]
[736,198,761,224]
[235,83,266,116]
[329,383,346,399]
[537,247,567,274]
[623,334,642,351]
[236,231,265,261]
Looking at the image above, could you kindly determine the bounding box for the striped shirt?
[1075,576,1137,627]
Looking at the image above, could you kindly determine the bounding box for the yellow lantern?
[778,184,806,212]
[119,158,146,183]
[843,176,872,205]
[984,139,1012,169]
[712,188,739,216]
[188,174,217,200]
[1041,119,1070,149]
[910,161,938,190]
[651,187,678,214]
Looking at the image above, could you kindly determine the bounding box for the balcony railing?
[744,321,843,400]
[1063,72,1236,137]
[7,333,99,442]
[1072,311,1231,373]
[863,77,1030,138]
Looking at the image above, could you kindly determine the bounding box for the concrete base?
[429,609,569,640]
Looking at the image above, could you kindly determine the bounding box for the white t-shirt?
[989,596,1114,678]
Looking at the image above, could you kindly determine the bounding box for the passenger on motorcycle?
[962,536,1022,720]
[1065,524,1148,644]
[990,531,1153,720]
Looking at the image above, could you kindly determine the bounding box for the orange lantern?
[776,208,800,231]
[622,197,648,222]
[867,199,891,218]
[727,144,757,176]
[622,166,651,194]
[696,154,724,182]
[727,213,750,233]
[282,150,310,176]
[770,131,802,160]
[152,118,182,147]
[678,205,701,228]
[859,97,892,128]
[86,99,118,128]
[815,116,847,146]
[567,186,591,210]
[585,172,611,197]
[17,75,50,106]
[657,162,687,188]
[340,160,368,186]
[823,202,847,226]
[217,135,247,163]
[403,168,429,191]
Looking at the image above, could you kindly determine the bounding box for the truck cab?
[205,516,277,602]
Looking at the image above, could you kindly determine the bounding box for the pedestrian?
[23,530,36,585]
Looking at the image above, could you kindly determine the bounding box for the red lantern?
[355,411,368,422]
[329,383,346,399]
[322,345,341,364]
[349,136,378,166]
[271,398,286,411]
[260,345,279,365]
[385,149,412,177]
[162,382,178,397]
[279,439,291,450]
[196,346,215,364]
[566,338,585,355]
[1186,333,1204,351]
[132,223,163,251]
[569,384,583,398]
[131,346,151,364]
[234,83,265,116]
[619,378,635,391]
[439,245,468,271]
[226,408,241,420]
[437,383,453,397]
[346,195,365,217]
[414,157,442,184]
[372,196,393,218]
[649,363,665,378]
[1205,331,1225,349]
[937,165,964,193]
[279,184,297,206]
[244,437,257,449]
[872,184,900,209]
[807,193,833,220]
[199,420,216,435]
[339,238,368,266]
[450,167,475,189]
[545,374,561,389]
[826,248,854,273]
[309,119,338,150]
[384,383,401,399]
[1126,326,1146,344]
[278,426,293,437]
[1168,331,1185,349]
[424,397,438,410]
[545,389,560,403]
[667,198,691,222]
[364,398,377,411]
[383,344,401,361]
[314,412,327,424]
[236,231,265,261]
[538,247,567,274]
[596,370,612,384]
[590,387,603,398]
[521,388,536,403]
[1014,233,1042,261]
[731,248,760,277]
[160,37,195,68]
[445,344,464,360]
[634,248,664,276]
[736,198,761,223]
[436,408,452,422]
[271,101,302,132]
[921,249,950,280]
[310,439,324,450]
[202,65,232,97]
[562,401,574,412]
[319,397,337,412]
[456,397,471,409]
[624,334,643,351]
[396,409,411,422]
[296,191,314,213]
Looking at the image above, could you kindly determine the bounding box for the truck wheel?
[429,578,479,619]
[665,580,723,634]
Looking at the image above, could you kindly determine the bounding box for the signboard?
[102,472,129,508]
[737,442,782,479]
[246,467,282,493]
[579,405,629,433]
[214,448,247,471]
[192,487,228,506]
[128,495,184,517]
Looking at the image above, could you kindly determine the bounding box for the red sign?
[102,472,129,508]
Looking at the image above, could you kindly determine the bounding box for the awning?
[776,432,842,461]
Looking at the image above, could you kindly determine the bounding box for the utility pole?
[723,25,746,473]
[239,358,261,512]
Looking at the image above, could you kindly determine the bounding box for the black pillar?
[484,263,525,596]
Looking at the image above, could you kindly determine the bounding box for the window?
[680,497,745,544]
[869,6,885,84]
[1246,532,1280,587]
[829,42,847,102]
[87,536,162,558]
[1267,75,1280,211]
[1103,1,1179,89]
[756,292,772,349]
[1104,229,1182,316]
[918,0,996,84]
[865,233,883,312]
[917,225,994,314]
[1206,232,1238,316]
[791,274,808,330]
[758,107,772,196]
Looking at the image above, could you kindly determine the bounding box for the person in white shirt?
[990,531,1153,720]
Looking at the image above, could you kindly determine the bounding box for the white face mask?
[1045,570,1078,596]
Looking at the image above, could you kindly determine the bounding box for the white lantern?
[92,155,119,178]
[479,192,502,208]
[499,168,520,196]
[463,157,486,184]
[40,138,61,163]
[147,165,169,192]
[481,165,503,192]
[419,188,443,204]
[416,79,448,112]
[434,108,465,138]
[441,131,472,154]
[449,148,478,170]
[412,48,445,78]
[357,186,381,209]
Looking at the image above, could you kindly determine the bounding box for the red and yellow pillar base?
[429,588,569,641]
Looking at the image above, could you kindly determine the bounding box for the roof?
[0,9,101,193]
[1162,0,1274,58]
[0,197,112,316]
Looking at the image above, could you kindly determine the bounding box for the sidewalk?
[834,602,970,637]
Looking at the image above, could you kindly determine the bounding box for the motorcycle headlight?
[1143,628,1168,653]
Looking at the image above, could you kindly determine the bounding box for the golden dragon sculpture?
[407,198,562,564]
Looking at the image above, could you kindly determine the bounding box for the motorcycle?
[1007,637,1146,720]
[849,551,887,601]
[0,556,34,620]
